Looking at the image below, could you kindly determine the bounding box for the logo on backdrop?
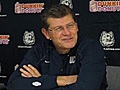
[18,31,35,48]
[59,0,79,16]
[0,62,7,78]
[15,2,44,14]
[0,2,7,17]
[23,31,35,45]
[99,31,120,51]
[100,31,115,47]
[60,0,73,9]
[89,0,120,12]
[0,35,10,45]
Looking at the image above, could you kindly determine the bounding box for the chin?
[64,43,76,49]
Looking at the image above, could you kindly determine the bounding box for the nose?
[62,27,71,35]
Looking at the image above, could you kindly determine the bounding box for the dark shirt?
[7,35,107,90]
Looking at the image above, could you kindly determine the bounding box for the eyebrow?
[49,22,75,30]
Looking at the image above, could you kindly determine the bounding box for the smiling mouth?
[62,37,73,42]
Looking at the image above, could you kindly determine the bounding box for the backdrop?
[0,0,120,86]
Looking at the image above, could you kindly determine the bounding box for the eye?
[54,26,63,32]
[67,23,76,29]
[69,24,74,27]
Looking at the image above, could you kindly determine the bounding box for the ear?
[42,28,50,40]
[76,23,78,32]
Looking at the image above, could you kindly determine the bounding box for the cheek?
[50,33,61,41]
[71,29,78,35]
[75,28,79,33]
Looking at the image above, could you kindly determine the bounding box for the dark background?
[0,0,120,88]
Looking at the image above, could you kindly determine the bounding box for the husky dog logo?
[60,0,73,9]
[100,31,115,47]
[23,31,35,45]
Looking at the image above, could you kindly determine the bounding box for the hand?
[20,64,41,78]
[57,75,78,86]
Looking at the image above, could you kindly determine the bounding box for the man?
[7,4,107,90]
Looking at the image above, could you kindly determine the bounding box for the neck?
[56,48,71,54]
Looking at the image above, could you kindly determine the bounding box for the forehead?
[47,14,74,28]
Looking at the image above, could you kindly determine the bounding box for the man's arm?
[7,40,106,90]
[18,41,106,90]
[57,75,77,86]
[20,64,77,86]
[7,63,77,90]
[53,40,106,90]
[7,60,58,90]
[7,44,77,90]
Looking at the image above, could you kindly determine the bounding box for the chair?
[0,83,6,90]
[106,66,120,90]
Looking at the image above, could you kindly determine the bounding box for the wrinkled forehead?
[47,14,74,28]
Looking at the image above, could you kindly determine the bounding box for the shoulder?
[31,41,49,51]
[23,41,50,65]
[78,36,95,47]
[25,41,49,58]
[77,36,103,52]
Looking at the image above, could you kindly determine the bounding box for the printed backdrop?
[0,0,120,86]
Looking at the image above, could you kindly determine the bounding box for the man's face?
[42,14,78,52]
